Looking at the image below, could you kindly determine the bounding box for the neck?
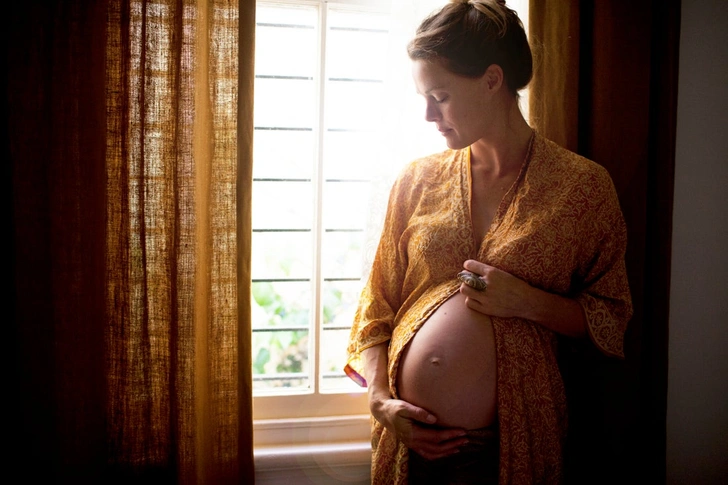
[469,99,533,177]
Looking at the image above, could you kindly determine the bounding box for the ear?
[483,64,504,91]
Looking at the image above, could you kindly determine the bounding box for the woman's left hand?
[459,259,533,320]
[459,259,588,336]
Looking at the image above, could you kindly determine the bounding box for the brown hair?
[407,0,532,94]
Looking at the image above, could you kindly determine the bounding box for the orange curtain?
[528,0,580,151]
[9,0,255,482]
[529,1,681,484]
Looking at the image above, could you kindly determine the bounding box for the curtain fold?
[10,0,255,482]
[236,1,256,479]
[528,1,681,483]
[528,0,580,151]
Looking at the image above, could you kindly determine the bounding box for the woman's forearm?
[521,285,587,338]
[461,259,588,338]
[361,342,392,406]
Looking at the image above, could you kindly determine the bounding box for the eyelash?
[433,95,448,104]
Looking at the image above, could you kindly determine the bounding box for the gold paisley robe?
[345,133,632,485]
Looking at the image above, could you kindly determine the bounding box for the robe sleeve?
[344,168,413,387]
[574,173,633,358]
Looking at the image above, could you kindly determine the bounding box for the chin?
[445,139,468,150]
[440,131,471,150]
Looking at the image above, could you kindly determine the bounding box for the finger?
[413,447,461,461]
[463,259,490,274]
[464,296,488,314]
[461,286,488,308]
[416,426,469,444]
[411,431,469,459]
[459,283,483,298]
[411,426,467,449]
[396,402,437,425]
[412,441,464,461]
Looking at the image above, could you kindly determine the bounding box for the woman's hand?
[459,259,532,319]
[459,259,587,337]
[370,394,468,460]
[361,342,468,460]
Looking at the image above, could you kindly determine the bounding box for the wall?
[667,1,728,484]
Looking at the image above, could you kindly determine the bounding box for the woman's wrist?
[369,398,388,427]
[522,284,586,337]
[367,385,392,419]
[368,384,390,405]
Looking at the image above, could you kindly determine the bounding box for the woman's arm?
[361,342,395,407]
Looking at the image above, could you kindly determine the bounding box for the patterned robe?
[345,133,632,484]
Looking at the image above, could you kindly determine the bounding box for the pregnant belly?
[397,291,497,429]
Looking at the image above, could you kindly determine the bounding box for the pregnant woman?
[345,1,632,484]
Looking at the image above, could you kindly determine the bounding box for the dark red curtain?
[9,1,108,481]
[530,1,681,483]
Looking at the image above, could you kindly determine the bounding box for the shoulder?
[397,149,462,182]
[531,134,617,200]
[391,148,464,195]
[381,149,465,220]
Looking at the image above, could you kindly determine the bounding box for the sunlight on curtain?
[527,0,578,149]
[105,0,253,481]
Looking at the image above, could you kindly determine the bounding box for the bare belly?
[397,292,497,429]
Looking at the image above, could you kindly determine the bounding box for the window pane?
[252,231,313,280]
[252,280,312,391]
[325,80,384,130]
[255,23,316,78]
[252,180,313,229]
[320,280,362,392]
[328,8,389,30]
[256,4,317,26]
[320,327,360,392]
[322,280,362,326]
[327,26,388,80]
[322,130,382,180]
[253,130,315,180]
[322,180,370,230]
[321,231,364,280]
[252,328,310,391]
[321,374,361,392]
[254,78,316,128]
[252,281,312,328]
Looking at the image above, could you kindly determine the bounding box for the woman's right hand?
[362,343,467,460]
[370,394,469,460]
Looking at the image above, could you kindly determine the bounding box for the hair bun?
[411,0,532,93]
[450,0,507,7]
[451,0,510,24]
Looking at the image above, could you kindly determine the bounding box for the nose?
[424,99,440,123]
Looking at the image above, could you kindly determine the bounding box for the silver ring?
[457,271,487,291]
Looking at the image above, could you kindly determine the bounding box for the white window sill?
[255,441,371,484]
[254,414,372,484]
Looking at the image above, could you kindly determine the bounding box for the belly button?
[430,357,441,366]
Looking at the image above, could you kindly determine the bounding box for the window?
[251,0,530,429]
[251,0,393,423]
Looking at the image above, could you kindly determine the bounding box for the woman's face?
[412,58,494,150]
